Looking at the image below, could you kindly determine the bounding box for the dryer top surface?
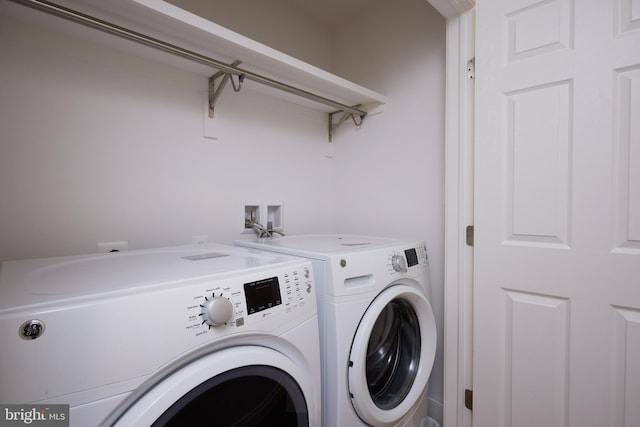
[0,243,301,310]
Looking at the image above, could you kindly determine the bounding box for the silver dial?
[200,295,234,327]
[391,254,408,273]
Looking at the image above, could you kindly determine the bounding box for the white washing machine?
[0,243,321,427]
[236,234,437,427]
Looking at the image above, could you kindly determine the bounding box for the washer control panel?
[185,263,313,337]
[389,243,428,273]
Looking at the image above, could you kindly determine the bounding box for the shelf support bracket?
[328,106,365,142]
[208,60,242,116]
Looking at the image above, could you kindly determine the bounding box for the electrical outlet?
[97,241,129,253]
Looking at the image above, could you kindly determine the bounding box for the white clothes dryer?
[236,234,437,427]
[0,243,321,427]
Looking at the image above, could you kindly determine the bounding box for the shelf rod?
[10,0,368,119]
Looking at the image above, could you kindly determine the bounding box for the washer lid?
[0,244,298,310]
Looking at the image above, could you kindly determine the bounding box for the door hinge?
[466,57,475,79]
[465,225,474,247]
[465,389,473,411]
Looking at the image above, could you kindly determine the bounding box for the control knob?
[391,254,408,273]
[200,295,234,327]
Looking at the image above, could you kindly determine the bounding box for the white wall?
[0,10,334,261]
[331,0,447,413]
[0,0,446,420]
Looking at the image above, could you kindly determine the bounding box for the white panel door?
[474,1,640,426]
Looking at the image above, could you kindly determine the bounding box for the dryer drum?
[365,298,421,410]
[151,365,309,427]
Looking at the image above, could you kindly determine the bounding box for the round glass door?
[153,365,307,427]
[366,298,421,410]
[348,284,436,426]
[110,346,315,427]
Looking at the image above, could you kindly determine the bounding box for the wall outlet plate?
[242,203,284,234]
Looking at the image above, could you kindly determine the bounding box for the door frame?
[441,5,475,427]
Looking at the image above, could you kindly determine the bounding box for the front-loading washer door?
[108,346,311,427]
[348,284,437,427]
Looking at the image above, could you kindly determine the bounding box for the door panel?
[614,66,640,252]
[506,80,572,246]
[474,1,640,426]
[504,291,569,427]
[611,306,640,426]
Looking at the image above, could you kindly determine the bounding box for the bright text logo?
[0,405,68,426]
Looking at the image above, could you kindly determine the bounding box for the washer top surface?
[0,243,300,311]
[238,234,421,258]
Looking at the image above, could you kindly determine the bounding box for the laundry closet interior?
[0,0,449,423]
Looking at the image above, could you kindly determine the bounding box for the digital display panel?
[244,276,282,315]
[404,248,419,267]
